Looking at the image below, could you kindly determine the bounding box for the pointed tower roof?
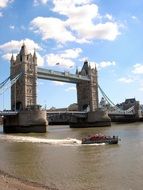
[10,53,14,61]
[19,43,28,55]
[33,49,37,59]
[76,67,78,74]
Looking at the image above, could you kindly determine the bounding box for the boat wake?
[0,135,82,146]
[0,134,106,146]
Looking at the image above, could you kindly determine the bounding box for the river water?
[0,122,143,190]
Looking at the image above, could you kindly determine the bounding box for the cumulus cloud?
[0,0,13,8]
[9,25,15,29]
[90,60,116,70]
[2,53,16,61]
[131,16,138,20]
[36,52,44,66]
[52,81,65,86]
[30,17,76,43]
[105,14,113,21]
[0,39,44,66]
[65,86,76,92]
[45,48,82,68]
[98,61,116,69]
[30,1,120,44]
[132,64,143,74]
[33,0,49,6]
[0,38,41,53]
[118,77,134,84]
[45,54,75,68]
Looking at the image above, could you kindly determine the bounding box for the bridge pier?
[69,109,111,128]
[3,109,48,133]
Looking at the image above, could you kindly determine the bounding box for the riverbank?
[0,169,59,190]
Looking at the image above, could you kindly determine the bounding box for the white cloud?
[30,1,120,44]
[45,53,75,68]
[0,0,13,8]
[0,38,41,53]
[53,0,120,42]
[34,0,49,6]
[132,64,143,74]
[98,61,116,68]
[131,16,138,20]
[36,52,44,66]
[45,48,82,68]
[2,53,16,61]
[90,61,116,70]
[65,87,76,92]
[53,0,96,17]
[2,51,44,67]
[30,17,76,43]
[52,81,65,86]
[105,14,113,21]
[9,25,15,29]
[60,48,82,59]
[0,39,44,66]
[118,77,134,84]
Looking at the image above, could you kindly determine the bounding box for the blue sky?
[0,0,143,110]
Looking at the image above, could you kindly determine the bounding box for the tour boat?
[82,134,120,144]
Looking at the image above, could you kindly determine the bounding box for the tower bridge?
[0,44,140,132]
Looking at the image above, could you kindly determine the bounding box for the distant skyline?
[1,0,143,110]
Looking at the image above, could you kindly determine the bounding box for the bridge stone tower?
[76,60,98,111]
[10,44,37,110]
[70,60,111,128]
[4,44,48,133]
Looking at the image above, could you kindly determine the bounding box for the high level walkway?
[37,67,90,83]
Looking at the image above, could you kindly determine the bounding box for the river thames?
[0,122,143,190]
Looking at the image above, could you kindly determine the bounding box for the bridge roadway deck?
[0,110,135,116]
[37,67,90,83]
[0,111,18,116]
[108,112,135,116]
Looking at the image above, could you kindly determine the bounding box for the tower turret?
[20,43,28,55]
[11,44,37,110]
[77,60,99,111]
[10,53,15,63]
[33,49,37,64]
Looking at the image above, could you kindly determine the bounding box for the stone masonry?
[76,60,98,112]
[10,44,37,110]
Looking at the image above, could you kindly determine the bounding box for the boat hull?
[82,139,118,144]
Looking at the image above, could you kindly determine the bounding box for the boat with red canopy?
[82,134,120,144]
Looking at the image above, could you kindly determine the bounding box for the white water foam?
[0,134,106,146]
[0,135,82,146]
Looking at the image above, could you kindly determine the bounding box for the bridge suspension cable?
[0,73,22,95]
[0,76,11,89]
[98,85,135,114]
[98,85,117,107]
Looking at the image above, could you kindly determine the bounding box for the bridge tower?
[4,44,48,133]
[77,60,98,111]
[10,44,37,110]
